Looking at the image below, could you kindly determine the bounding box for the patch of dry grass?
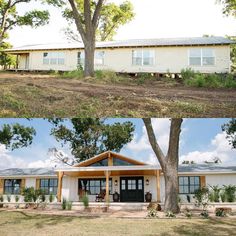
[0,211,235,236]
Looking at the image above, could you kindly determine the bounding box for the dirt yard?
[0,72,235,117]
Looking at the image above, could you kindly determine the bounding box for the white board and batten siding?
[18,45,231,74]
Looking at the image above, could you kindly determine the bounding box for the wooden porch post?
[57,171,64,202]
[105,170,110,204]
[156,170,161,202]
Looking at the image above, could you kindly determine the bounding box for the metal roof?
[0,168,57,177]
[178,164,236,173]
[5,37,233,52]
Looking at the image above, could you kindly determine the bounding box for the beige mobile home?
[0,151,236,208]
[6,37,232,74]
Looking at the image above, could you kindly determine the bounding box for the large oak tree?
[49,0,134,77]
[143,118,183,213]
[222,118,236,149]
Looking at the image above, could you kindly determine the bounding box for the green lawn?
[0,211,235,236]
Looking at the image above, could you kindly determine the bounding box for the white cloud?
[127,118,171,155]
[180,132,236,165]
[0,145,27,169]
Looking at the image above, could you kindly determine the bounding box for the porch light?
[115,180,118,186]
[146,179,149,186]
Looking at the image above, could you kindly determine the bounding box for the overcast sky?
[8,0,236,46]
[0,118,235,169]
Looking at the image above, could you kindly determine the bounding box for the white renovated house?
[0,151,236,205]
[5,37,232,74]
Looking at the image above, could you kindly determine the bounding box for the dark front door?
[120,177,144,202]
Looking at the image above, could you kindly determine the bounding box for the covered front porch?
[57,152,160,204]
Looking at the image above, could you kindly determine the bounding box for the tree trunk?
[164,165,179,213]
[84,41,95,77]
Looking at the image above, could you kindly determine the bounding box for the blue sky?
[9,0,236,46]
[0,118,235,169]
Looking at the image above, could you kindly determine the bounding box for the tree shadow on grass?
[0,210,100,230]
[170,218,236,236]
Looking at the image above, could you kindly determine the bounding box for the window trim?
[4,179,22,195]
[132,49,155,66]
[39,178,58,195]
[188,48,215,67]
[178,176,201,194]
[77,51,105,66]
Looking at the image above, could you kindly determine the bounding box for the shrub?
[40,193,46,202]
[66,201,72,210]
[220,192,226,202]
[200,210,209,219]
[22,187,42,202]
[49,194,54,203]
[62,198,67,210]
[15,195,20,202]
[81,194,89,208]
[147,208,158,218]
[223,185,236,202]
[215,208,227,217]
[223,74,236,88]
[165,211,176,218]
[7,195,11,202]
[62,68,84,79]
[209,185,221,202]
[0,195,3,202]
[185,209,192,219]
[194,187,209,210]
[181,68,195,80]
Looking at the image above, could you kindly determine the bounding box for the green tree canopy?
[0,123,36,150]
[63,0,134,42]
[222,118,236,148]
[0,0,50,44]
[0,41,16,69]
[49,118,135,162]
[219,0,236,16]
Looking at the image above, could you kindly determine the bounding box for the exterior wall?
[25,177,36,188]
[17,45,231,73]
[206,174,236,187]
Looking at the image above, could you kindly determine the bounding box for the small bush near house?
[200,210,209,219]
[62,198,67,210]
[165,211,176,218]
[181,68,236,88]
[215,208,227,217]
[22,187,42,202]
[7,195,11,202]
[220,192,227,202]
[184,207,192,218]
[209,185,221,202]
[0,195,3,202]
[147,208,158,218]
[15,195,19,202]
[223,185,236,202]
[81,194,89,208]
[49,194,54,203]
[40,192,46,202]
[66,201,72,210]
[194,187,209,209]
[181,68,195,80]
[61,68,84,79]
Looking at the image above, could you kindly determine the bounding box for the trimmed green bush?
[81,194,89,208]
[15,195,19,202]
[49,194,54,203]
[223,185,236,202]
[67,201,72,210]
[7,195,11,202]
[181,68,195,80]
[0,195,3,202]
[62,198,67,210]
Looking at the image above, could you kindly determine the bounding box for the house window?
[189,48,215,66]
[179,176,200,194]
[43,52,65,65]
[77,51,105,66]
[132,50,155,66]
[4,179,21,194]
[78,178,112,195]
[40,179,58,195]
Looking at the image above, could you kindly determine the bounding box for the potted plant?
[113,192,120,202]
[145,191,152,202]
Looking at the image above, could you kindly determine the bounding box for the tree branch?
[84,0,92,35]
[143,118,166,169]
[68,0,86,42]
[92,0,104,27]
[166,118,183,168]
